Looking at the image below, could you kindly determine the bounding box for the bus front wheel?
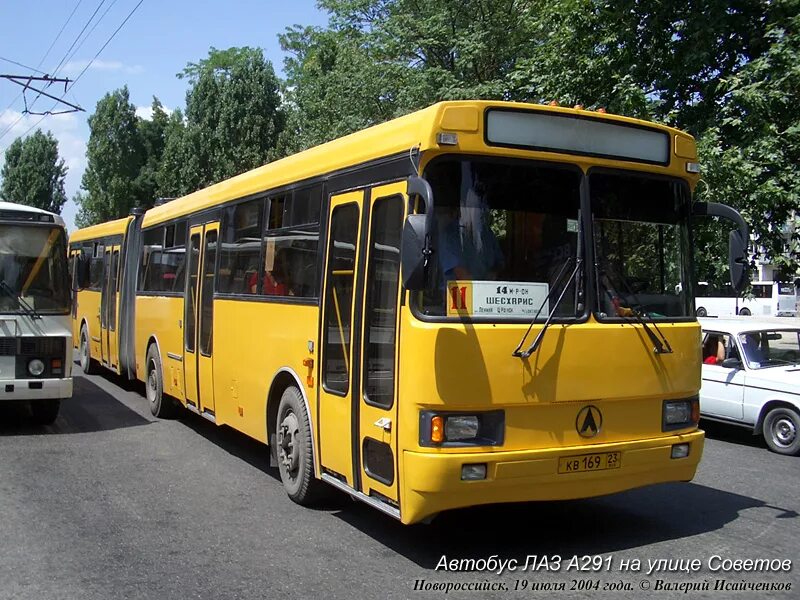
[738,307,751,316]
[79,325,99,374]
[146,345,177,419]
[276,386,325,505]
[30,399,60,425]
[696,307,707,317]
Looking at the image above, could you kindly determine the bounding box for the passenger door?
[356,182,405,505]
[317,183,406,508]
[99,246,112,365]
[318,191,363,485]
[184,223,219,416]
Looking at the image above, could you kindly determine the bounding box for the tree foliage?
[279,0,800,278]
[157,46,285,196]
[0,129,67,214]
[76,86,145,227]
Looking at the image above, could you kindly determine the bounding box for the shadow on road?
[177,411,283,484]
[329,482,794,569]
[701,419,768,451]
[0,375,152,435]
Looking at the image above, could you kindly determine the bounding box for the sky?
[0,0,330,231]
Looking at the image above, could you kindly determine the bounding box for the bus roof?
[69,215,132,243]
[0,200,65,226]
[142,100,697,228]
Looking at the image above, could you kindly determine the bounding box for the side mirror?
[77,254,91,289]
[720,357,742,369]
[401,176,435,291]
[692,202,749,292]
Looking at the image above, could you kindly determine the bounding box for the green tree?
[158,46,285,196]
[281,0,799,276]
[76,86,145,227]
[0,129,67,213]
[136,97,170,205]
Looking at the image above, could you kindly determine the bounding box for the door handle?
[374,417,392,432]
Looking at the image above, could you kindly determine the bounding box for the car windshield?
[417,157,582,320]
[591,172,693,319]
[738,330,800,369]
[0,224,70,313]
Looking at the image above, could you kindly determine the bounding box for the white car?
[699,318,800,455]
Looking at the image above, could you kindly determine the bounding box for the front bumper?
[0,377,72,401]
[400,430,704,523]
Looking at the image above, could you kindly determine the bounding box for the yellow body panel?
[75,289,102,358]
[135,296,185,397]
[213,300,319,441]
[69,216,130,242]
[400,432,704,523]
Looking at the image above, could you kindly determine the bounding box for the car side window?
[702,332,738,366]
[722,334,740,363]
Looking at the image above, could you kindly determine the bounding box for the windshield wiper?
[597,264,672,354]
[512,257,582,358]
[0,280,41,320]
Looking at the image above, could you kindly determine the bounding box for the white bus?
[695,280,798,317]
[0,201,72,423]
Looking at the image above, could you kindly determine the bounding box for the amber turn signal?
[431,415,444,444]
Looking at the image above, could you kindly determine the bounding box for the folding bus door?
[355,182,405,506]
[318,191,364,486]
[184,222,219,417]
[318,183,406,510]
[100,247,112,365]
[100,245,120,369]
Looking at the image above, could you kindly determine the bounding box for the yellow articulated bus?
[69,101,748,524]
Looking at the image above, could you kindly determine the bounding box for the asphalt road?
[1,369,798,600]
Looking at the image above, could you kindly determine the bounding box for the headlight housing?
[28,358,45,377]
[419,411,504,447]
[663,397,699,431]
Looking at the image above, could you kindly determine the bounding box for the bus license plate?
[558,451,621,474]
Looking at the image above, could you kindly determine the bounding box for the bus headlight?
[663,397,699,430]
[420,411,504,447]
[28,359,45,377]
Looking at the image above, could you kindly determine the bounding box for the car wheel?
[762,407,800,456]
[30,399,60,425]
[738,307,751,316]
[275,386,325,505]
[79,325,99,374]
[146,345,177,418]
[696,307,707,317]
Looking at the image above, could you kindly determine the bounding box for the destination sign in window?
[486,108,670,165]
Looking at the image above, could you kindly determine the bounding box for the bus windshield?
[591,172,693,319]
[0,224,70,314]
[419,157,582,319]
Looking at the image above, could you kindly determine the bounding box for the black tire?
[762,407,800,456]
[696,306,707,317]
[79,324,99,374]
[146,345,177,418]
[738,307,751,316]
[30,399,60,425]
[275,386,325,505]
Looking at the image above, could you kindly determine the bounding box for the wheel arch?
[755,399,800,434]
[266,368,318,476]
[145,334,165,380]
